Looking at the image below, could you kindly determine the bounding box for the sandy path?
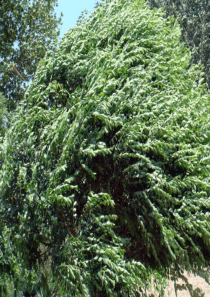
[147,270,210,297]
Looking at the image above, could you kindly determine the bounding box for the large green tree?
[147,0,210,89]
[0,92,7,136]
[0,0,62,110]
[1,0,210,295]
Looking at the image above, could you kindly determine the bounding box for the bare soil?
[147,270,210,297]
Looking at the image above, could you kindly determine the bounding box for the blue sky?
[55,0,98,40]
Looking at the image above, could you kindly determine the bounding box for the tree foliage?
[0,92,7,136]
[0,0,62,110]
[147,0,210,89]
[1,0,210,295]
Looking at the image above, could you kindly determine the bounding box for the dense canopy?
[0,0,62,110]
[0,92,7,136]
[147,0,210,89]
[1,0,210,295]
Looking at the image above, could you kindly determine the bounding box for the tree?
[146,0,210,89]
[0,92,7,136]
[1,0,210,295]
[0,0,62,111]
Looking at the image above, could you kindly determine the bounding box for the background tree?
[147,0,210,89]
[0,0,62,111]
[0,92,7,136]
[1,0,210,295]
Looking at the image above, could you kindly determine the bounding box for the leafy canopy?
[147,0,210,89]
[0,92,7,137]
[0,0,62,110]
[1,0,210,295]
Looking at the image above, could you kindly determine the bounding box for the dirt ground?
[147,270,210,297]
